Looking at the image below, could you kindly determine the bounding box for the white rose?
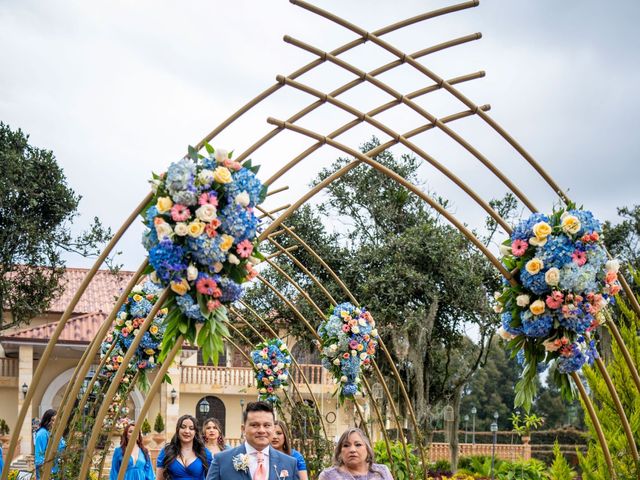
[198,169,215,184]
[605,259,620,273]
[173,222,188,236]
[148,356,154,364]
[228,253,240,265]
[493,304,503,313]
[131,284,143,294]
[215,148,229,163]
[499,244,512,257]
[155,222,173,240]
[329,344,338,351]
[544,267,560,286]
[516,294,530,307]
[359,319,367,326]
[276,362,284,370]
[118,311,128,320]
[248,256,260,266]
[340,376,348,383]
[333,358,341,366]
[371,329,378,337]
[351,326,360,334]
[278,374,288,381]
[187,264,198,281]
[360,353,368,360]
[263,364,269,370]
[235,191,251,207]
[529,236,547,247]
[196,204,217,222]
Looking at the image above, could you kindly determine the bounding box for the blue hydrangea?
[145,206,159,229]
[320,316,344,338]
[501,312,522,336]
[537,234,574,269]
[202,157,216,170]
[139,331,159,350]
[226,169,263,208]
[511,213,550,241]
[130,298,153,318]
[142,228,158,251]
[559,263,599,293]
[220,203,260,242]
[175,294,206,322]
[516,349,525,366]
[340,356,360,378]
[166,159,198,206]
[557,348,586,374]
[342,383,358,396]
[122,335,134,349]
[559,304,593,334]
[149,240,187,283]
[569,209,601,235]
[218,278,244,303]
[520,311,553,337]
[520,270,550,295]
[141,281,162,294]
[186,235,227,268]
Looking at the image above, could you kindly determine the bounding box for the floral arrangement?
[317,302,378,402]
[251,338,292,404]
[142,145,266,364]
[111,281,166,389]
[100,342,138,395]
[495,205,620,409]
[232,453,250,473]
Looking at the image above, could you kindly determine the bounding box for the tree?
[603,204,640,269]
[0,122,111,330]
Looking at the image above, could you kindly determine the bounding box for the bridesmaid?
[157,414,212,480]
[201,418,228,456]
[110,421,155,480]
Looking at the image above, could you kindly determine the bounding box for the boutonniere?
[232,453,250,473]
[273,465,289,478]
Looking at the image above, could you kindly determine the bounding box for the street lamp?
[471,407,477,445]
[490,419,498,480]
[463,415,469,444]
[22,383,28,399]
[199,398,210,416]
[170,388,177,405]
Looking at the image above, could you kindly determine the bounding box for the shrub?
[153,413,165,433]
[373,440,423,480]
[0,419,10,435]
[141,418,152,435]
[496,458,547,480]
[547,440,577,479]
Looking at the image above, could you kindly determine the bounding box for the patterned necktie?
[253,451,267,480]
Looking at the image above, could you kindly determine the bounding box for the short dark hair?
[242,401,274,424]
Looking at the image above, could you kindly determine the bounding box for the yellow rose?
[532,221,552,239]
[220,234,234,251]
[187,220,205,238]
[561,215,581,235]
[170,279,190,296]
[213,166,232,184]
[156,196,173,214]
[145,348,155,355]
[530,299,546,315]
[132,294,143,302]
[525,258,544,275]
[149,325,159,335]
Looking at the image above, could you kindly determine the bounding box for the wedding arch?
[6,2,639,479]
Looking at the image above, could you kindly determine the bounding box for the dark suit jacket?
[206,443,298,480]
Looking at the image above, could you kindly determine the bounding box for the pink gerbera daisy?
[171,204,191,222]
[199,192,218,206]
[236,239,254,258]
[511,239,528,256]
[196,277,217,295]
[571,250,587,266]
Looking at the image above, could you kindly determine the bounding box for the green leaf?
[187,145,198,160]
[204,142,214,154]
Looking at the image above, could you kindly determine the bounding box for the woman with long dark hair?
[156,414,212,480]
[201,418,228,457]
[34,409,66,480]
[271,420,308,480]
[110,420,155,480]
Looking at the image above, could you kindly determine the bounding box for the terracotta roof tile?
[5,311,108,343]
[49,268,135,314]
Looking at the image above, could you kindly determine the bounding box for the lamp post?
[199,398,210,416]
[22,383,28,399]
[471,406,477,445]
[170,388,177,405]
[490,411,499,480]
[463,415,469,444]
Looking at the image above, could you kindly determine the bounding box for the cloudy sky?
[1,0,639,270]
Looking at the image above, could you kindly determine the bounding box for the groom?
[206,401,299,480]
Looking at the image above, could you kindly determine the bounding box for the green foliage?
[373,440,423,480]
[510,412,544,437]
[0,418,10,435]
[577,271,640,479]
[547,440,577,479]
[154,412,165,433]
[432,459,451,472]
[0,122,111,331]
[496,458,546,479]
[141,417,152,435]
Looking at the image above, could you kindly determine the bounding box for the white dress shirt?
[245,442,270,479]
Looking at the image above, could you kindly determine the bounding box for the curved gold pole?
[117,338,184,480]
[283,35,537,213]
[290,0,569,205]
[193,0,480,152]
[606,319,640,394]
[593,357,639,464]
[361,374,393,460]
[571,372,617,479]
[44,261,148,474]
[79,288,170,480]
[261,118,515,285]
[3,192,152,480]
[275,74,510,233]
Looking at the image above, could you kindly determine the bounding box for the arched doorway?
[196,396,226,434]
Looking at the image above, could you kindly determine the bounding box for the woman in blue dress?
[156,414,212,480]
[110,420,155,480]
[272,420,308,480]
[201,418,228,457]
[34,409,66,480]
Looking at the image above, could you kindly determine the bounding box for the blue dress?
[34,428,66,480]
[157,448,213,479]
[291,449,307,472]
[0,445,4,476]
[110,446,155,480]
